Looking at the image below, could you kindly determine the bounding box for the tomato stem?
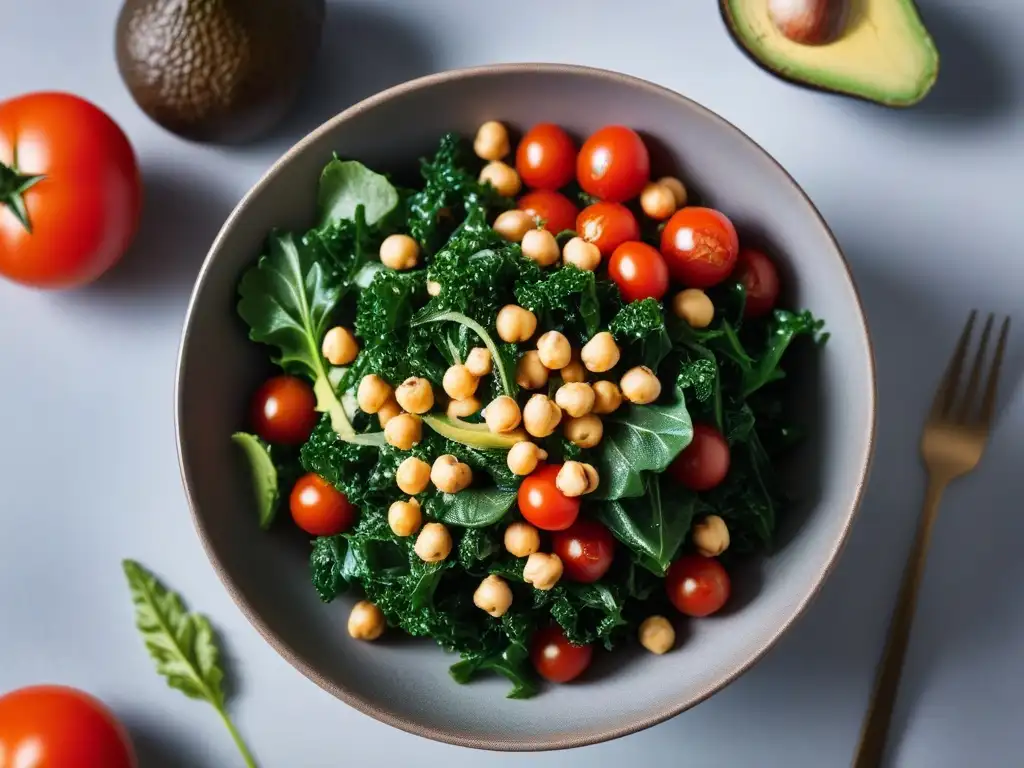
[0,159,45,233]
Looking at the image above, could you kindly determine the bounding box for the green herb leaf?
[318,157,399,227]
[230,433,279,530]
[742,310,827,396]
[426,487,518,528]
[310,536,349,602]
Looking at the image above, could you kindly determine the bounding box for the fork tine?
[957,313,995,421]
[978,316,1011,427]
[930,310,976,418]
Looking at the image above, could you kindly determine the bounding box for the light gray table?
[2,1,1022,766]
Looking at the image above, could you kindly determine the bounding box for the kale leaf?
[514,266,603,343]
[609,298,672,370]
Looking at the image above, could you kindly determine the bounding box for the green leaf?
[318,158,399,227]
[742,310,827,396]
[310,536,349,602]
[411,309,514,396]
[547,582,629,649]
[514,265,602,343]
[609,298,672,370]
[589,388,694,500]
[230,433,279,530]
[422,414,524,450]
[426,487,518,528]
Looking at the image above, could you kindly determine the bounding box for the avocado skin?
[116,0,326,143]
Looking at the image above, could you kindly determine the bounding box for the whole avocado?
[116,0,326,143]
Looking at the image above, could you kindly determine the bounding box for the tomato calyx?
[0,158,45,233]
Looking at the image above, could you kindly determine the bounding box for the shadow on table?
[125,717,222,768]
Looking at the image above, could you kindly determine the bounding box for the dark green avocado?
[116,0,325,143]
[721,0,939,107]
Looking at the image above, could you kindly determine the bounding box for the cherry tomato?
[249,375,318,445]
[518,190,579,235]
[734,247,781,319]
[515,123,576,191]
[666,555,731,617]
[608,241,669,303]
[530,625,593,683]
[576,125,650,203]
[660,207,739,288]
[0,685,137,768]
[0,92,142,289]
[552,519,616,583]
[517,464,580,531]
[669,423,731,491]
[290,473,357,536]
[576,202,639,257]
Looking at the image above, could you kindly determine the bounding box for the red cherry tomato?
[734,247,781,319]
[608,241,669,303]
[515,123,576,191]
[0,685,137,768]
[517,464,580,531]
[669,423,731,491]
[0,92,142,289]
[552,518,616,583]
[660,207,740,288]
[290,473,356,536]
[518,189,579,235]
[249,375,318,445]
[576,125,650,203]
[666,555,731,617]
[530,625,593,683]
[576,202,639,257]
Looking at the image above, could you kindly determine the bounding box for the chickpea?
[377,396,402,427]
[473,120,510,161]
[521,228,560,267]
[322,326,359,366]
[357,374,392,414]
[536,331,571,370]
[591,380,623,415]
[493,210,535,243]
[379,234,420,271]
[395,456,431,495]
[522,394,562,438]
[388,498,423,537]
[657,176,688,207]
[395,377,434,415]
[523,552,563,591]
[484,395,522,434]
[564,414,603,448]
[414,522,453,562]
[581,463,600,494]
[443,364,479,400]
[692,515,730,558]
[348,600,386,641]
[555,382,595,418]
[506,441,547,476]
[430,454,473,494]
[638,615,675,654]
[620,366,662,405]
[465,347,492,377]
[672,288,715,329]
[426,279,442,297]
[447,396,482,419]
[562,236,601,271]
[473,574,513,618]
[479,161,521,197]
[504,522,541,558]
[496,304,537,343]
[560,351,587,383]
[556,461,592,497]
[385,413,422,450]
[640,182,677,221]
[581,331,621,373]
[516,350,549,390]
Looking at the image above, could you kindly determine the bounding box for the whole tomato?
[0,92,142,289]
[0,685,137,768]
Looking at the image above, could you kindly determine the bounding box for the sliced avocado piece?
[231,432,280,530]
[721,0,940,107]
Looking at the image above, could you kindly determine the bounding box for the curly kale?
[609,297,672,370]
[514,266,602,343]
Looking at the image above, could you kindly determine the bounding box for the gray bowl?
[175,63,876,751]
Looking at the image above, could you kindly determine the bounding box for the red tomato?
[669,424,731,491]
[660,207,739,288]
[0,685,137,768]
[530,625,593,683]
[249,375,318,445]
[290,473,356,535]
[576,202,639,257]
[518,464,580,531]
[608,241,669,303]
[666,555,731,617]
[518,190,579,234]
[552,519,616,583]
[515,123,576,191]
[576,125,650,203]
[734,247,781,319]
[0,92,142,289]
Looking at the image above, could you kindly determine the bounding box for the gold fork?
[854,310,1011,768]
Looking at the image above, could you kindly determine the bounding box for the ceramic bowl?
[175,63,875,751]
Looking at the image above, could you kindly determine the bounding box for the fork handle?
[853,477,947,768]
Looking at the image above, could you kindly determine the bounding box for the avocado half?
[721,0,940,107]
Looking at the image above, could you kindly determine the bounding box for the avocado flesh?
[722,0,939,107]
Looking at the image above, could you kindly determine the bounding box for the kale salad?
[232,120,826,697]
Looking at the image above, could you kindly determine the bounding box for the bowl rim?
[175,61,877,752]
